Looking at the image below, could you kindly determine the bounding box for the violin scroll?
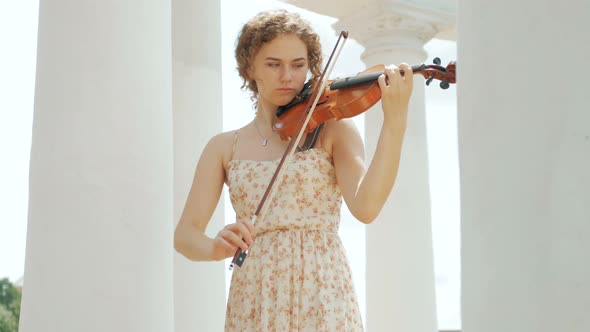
[417,57,456,90]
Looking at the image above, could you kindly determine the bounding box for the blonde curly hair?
[234,9,323,99]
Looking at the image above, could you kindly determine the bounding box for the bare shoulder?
[205,130,238,168]
[320,118,363,154]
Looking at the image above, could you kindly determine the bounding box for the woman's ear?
[246,65,255,81]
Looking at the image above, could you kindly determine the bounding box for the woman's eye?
[267,63,280,68]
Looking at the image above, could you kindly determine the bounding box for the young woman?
[174,9,413,331]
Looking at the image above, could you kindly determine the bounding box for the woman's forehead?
[256,34,308,61]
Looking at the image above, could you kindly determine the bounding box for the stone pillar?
[172,1,226,331]
[459,1,590,331]
[20,2,173,331]
[335,6,439,332]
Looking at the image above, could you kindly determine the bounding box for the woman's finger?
[386,65,400,89]
[222,227,250,251]
[238,220,255,242]
[378,72,387,90]
[234,222,254,246]
[218,237,237,252]
[399,62,413,89]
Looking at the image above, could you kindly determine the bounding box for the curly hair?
[234,9,323,99]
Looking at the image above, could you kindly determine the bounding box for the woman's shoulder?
[329,118,359,131]
[210,129,239,144]
[205,129,240,163]
[321,118,362,149]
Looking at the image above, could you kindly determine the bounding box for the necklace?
[253,116,278,147]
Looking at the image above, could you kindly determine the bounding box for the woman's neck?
[256,100,278,130]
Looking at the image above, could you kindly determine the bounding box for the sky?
[0,0,38,285]
[0,0,459,328]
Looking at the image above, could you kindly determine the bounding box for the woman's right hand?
[211,221,254,261]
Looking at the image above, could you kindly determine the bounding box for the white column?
[459,1,590,332]
[172,1,226,331]
[336,7,439,332]
[20,2,173,332]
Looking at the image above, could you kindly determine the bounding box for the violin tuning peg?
[440,80,450,89]
[426,75,435,86]
[433,57,441,65]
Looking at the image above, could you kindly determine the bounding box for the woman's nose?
[279,66,293,81]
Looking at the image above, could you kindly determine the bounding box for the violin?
[273,57,456,140]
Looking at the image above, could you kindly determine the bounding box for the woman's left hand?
[378,63,413,129]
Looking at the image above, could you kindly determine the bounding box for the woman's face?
[249,33,309,108]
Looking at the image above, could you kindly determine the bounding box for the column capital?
[280,0,456,65]
[333,5,439,65]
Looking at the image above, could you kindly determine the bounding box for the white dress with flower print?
[225,148,363,332]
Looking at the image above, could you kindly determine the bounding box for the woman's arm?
[174,133,253,261]
[331,64,412,224]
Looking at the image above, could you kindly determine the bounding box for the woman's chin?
[276,94,298,107]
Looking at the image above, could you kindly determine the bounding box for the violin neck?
[330,64,425,91]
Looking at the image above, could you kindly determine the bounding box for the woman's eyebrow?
[264,57,306,62]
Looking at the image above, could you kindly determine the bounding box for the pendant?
[261,139,268,146]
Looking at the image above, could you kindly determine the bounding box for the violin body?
[274,65,384,140]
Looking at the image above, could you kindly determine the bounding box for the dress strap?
[230,130,239,161]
